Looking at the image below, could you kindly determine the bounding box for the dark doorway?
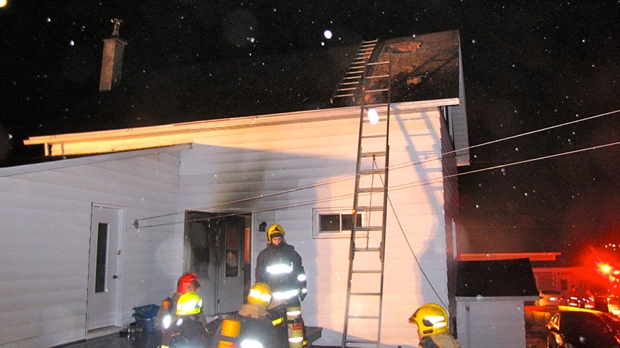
[183,212,251,315]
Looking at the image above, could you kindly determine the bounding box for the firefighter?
[213,282,287,348]
[255,223,308,347]
[154,273,210,332]
[408,304,460,348]
[160,291,209,348]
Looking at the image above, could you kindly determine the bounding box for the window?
[95,223,108,293]
[313,209,362,238]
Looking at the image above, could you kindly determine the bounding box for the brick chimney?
[99,18,127,92]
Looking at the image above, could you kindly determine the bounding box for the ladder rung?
[358,168,385,175]
[350,292,381,296]
[356,226,383,232]
[333,93,354,98]
[337,87,357,91]
[346,316,380,321]
[361,134,387,139]
[344,340,379,347]
[357,187,385,193]
[362,118,388,124]
[360,151,386,157]
[355,206,384,211]
[364,88,389,93]
[367,61,390,66]
[366,74,390,79]
[364,102,389,108]
[353,247,381,252]
[352,270,381,274]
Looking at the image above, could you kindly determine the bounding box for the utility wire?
[388,108,620,172]
[134,174,353,223]
[133,111,619,308]
[136,138,620,229]
[391,141,620,191]
[137,139,620,312]
[134,109,619,226]
[371,157,448,308]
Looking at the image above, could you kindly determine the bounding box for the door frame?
[183,211,252,315]
[86,203,124,331]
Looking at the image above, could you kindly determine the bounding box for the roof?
[456,258,539,298]
[331,30,462,107]
[0,145,189,177]
[25,30,469,162]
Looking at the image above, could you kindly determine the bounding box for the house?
[0,29,468,347]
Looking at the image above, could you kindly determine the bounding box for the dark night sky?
[1,0,619,265]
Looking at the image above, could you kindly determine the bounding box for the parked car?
[567,295,581,308]
[537,290,565,306]
[547,308,620,348]
[609,294,620,316]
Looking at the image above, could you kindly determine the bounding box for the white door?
[216,217,245,313]
[86,205,121,330]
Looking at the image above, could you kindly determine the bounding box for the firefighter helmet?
[176,291,203,316]
[177,273,200,293]
[267,223,285,242]
[247,282,272,308]
[408,303,449,337]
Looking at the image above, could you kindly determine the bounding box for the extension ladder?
[342,44,393,348]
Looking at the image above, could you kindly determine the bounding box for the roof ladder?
[330,39,379,103]
[342,53,393,348]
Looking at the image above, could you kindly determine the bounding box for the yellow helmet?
[408,303,449,337]
[176,291,203,316]
[267,223,285,242]
[247,282,272,308]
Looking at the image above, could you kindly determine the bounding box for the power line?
[388,108,620,171]
[132,110,619,307]
[136,137,620,228]
[134,109,620,226]
[391,141,620,191]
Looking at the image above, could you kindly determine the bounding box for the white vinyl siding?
[2,104,454,347]
[456,298,532,348]
[0,150,182,347]
[177,107,448,347]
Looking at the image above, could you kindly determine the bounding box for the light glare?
[367,108,379,125]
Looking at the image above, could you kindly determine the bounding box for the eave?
[24,98,458,157]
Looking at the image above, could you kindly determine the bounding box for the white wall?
[177,107,450,347]
[455,298,529,348]
[0,149,183,347]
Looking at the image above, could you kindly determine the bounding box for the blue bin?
[132,304,160,333]
[132,304,160,319]
[132,314,156,333]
